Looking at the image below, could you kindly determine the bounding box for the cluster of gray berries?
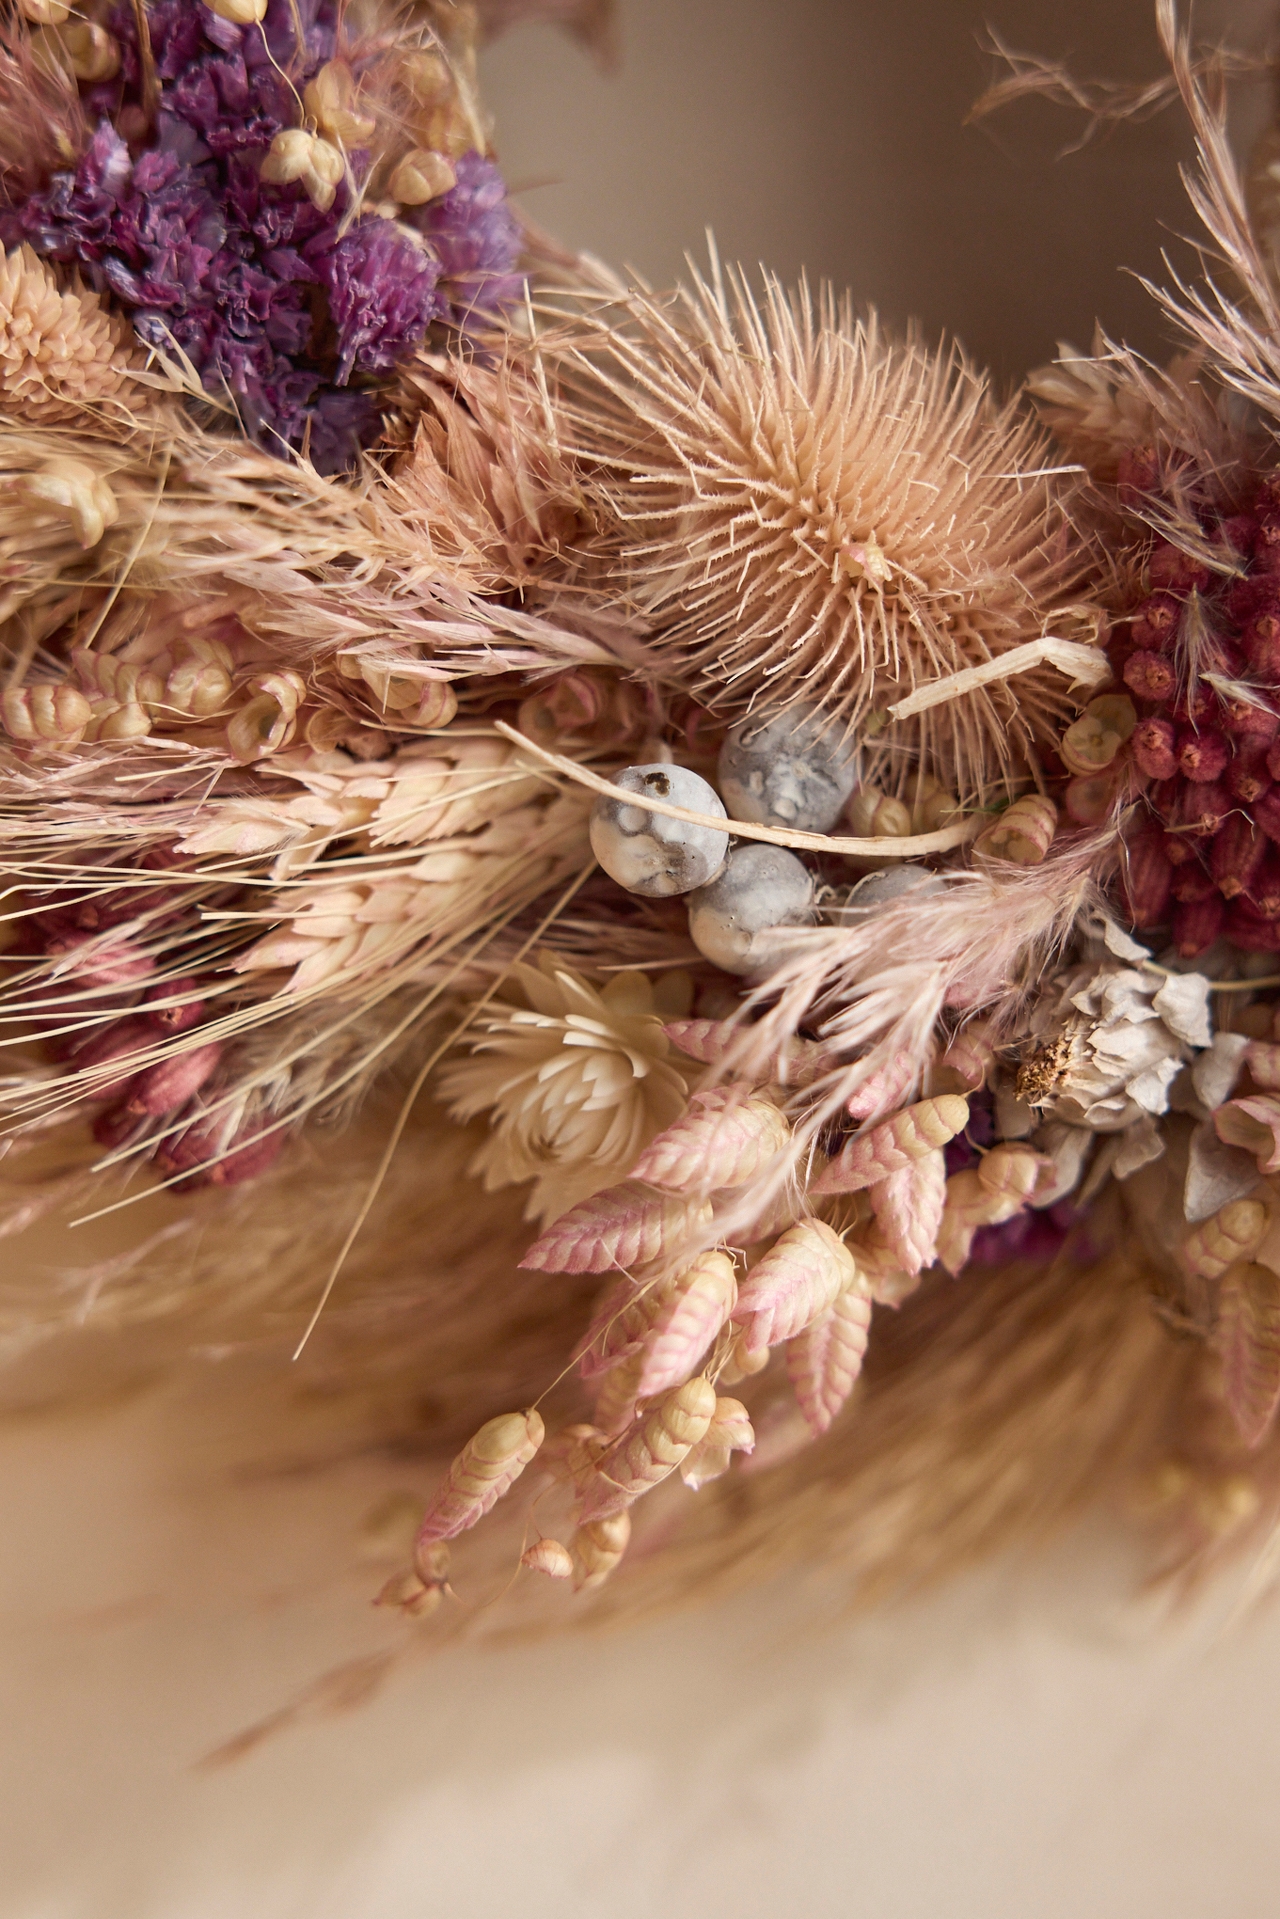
[588,709,857,974]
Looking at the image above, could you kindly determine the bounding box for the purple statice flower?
[7,0,522,471]
[969,1199,1083,1269]
[413,150,525,319]
[311,218,443,383]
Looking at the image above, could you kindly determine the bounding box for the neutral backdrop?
[6,5,1280,1916]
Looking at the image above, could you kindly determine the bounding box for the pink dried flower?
[1132,716,1178,781]
[1123,651,1176,701]
[1177,729,1231,784]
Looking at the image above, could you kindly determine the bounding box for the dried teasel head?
[551,267,1096,802]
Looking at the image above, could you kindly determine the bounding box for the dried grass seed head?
[556,266,1097,803]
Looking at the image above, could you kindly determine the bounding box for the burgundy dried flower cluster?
[2,0,522,471]
[1103,468,1280,958]
[25,861,278,1190]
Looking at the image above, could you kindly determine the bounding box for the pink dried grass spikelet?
[1217,1262,1280,1448]
[868,1148,947,1276]
[549,264,1098,802]
[633,1250,738,1397]
[787,1289,873,1437]
[414,1408,545,1556]
[577,1377,717,1523]
[812,1096,969,1196]
[680,1395,756,1488]
[733,1219,857,1353]
[627,1087,790,1192]
[519,1183,714,1274]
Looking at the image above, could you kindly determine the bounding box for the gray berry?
[718,707,858,833]
[590,763,729,897]
[687,842,815,975]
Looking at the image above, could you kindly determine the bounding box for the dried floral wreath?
[4,0,1280,1630]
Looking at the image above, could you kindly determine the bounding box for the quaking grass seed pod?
[415,1409,545,1561]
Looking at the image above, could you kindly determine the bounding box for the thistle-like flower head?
[439,956,691,1224]
[0,242,134,419]
[559,268,1097,801]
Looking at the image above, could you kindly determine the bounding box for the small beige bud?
[205,0,267,22]
[60,20,121,82]
[17,0,70,24]
[388,148,457,205]
[260,129,345,212]
[303,62,376,147]
[974,793,1058,866]
[399,48,452,105]
[15,460,119,548]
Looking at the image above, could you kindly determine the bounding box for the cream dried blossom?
[440,957,693,1224]
[0,244,134,420]
[1016,964,1212,1133]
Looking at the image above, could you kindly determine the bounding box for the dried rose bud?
[1212,816,1268,899]
[1131,716,1177,781]
[1148,544,1210,593]
[1122,831,1173,926]
[1177,728,1231,784]
[1123,650,1176,702]
[1228,742,1273,805]
[71,1017,155,1097]
[1242,611,1280,678]
[1130,593,1181,649]
[1254,786,1280,844]
[124,1040,222,1116]
[1179,779,1231,837]
[141,977,207,1035]
[1173,892,1225,956]
[1221,696,1280,742]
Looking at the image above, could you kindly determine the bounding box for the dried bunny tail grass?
[541,262,1099,802]
[0,9,86,204]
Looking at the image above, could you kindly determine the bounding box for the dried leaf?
[680,1395,756,1488]
[628,1087,790,1192]
[634,1250,738,1397]
[578,1378,717,1523]
[733,1219,856,1350]
[1215,1096,1280,1175]
[519,1183,713,1273]
[810,1096,970,1195]
[867,1148,946,1275]
[415,1409,545,1554]
[1218,1261,1280,1447]
[786,1289,872,1436]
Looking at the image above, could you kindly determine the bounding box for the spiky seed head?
[557,267,1096,803]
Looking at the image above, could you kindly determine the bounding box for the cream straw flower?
[440,957,692,1224]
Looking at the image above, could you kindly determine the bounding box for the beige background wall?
[5,5,1280,1915]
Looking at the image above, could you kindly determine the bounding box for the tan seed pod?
[259,129,344,212]
[628,1086,790,1192]
[934,1169,992,1277]
[733,1219,856,1351]
[572,1511,631,1590]
[2,681,92,745]
[414,1408,545,1558]
[60,21,120,81]
[17,0,70,23]
[389,148,458,205]
[225,669,307,764]
[844,785,912,839]
[591,1350,644,1437]
[304,61,377,147]
[810,1095,970,1195]
[374,1569,445,1618]
[680,1394,755,1488]
[1182,1198,1269,1282]
[787,1288,872,1436]
[974,793,1058,865]
[206,0,266,21]
[578,1377,717,1523]
[1058,695,1136,777]
[975,1142,1044,1210]
[13,459,118,547]
[1217,1261,1280,1448]
[522,1537,575,1579]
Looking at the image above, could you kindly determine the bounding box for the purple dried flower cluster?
[3,0,523,471]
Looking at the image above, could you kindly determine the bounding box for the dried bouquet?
[3,0,1280,1649]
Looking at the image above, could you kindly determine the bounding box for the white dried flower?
[439,957,692,1223]
[1017,964,1213,1132]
